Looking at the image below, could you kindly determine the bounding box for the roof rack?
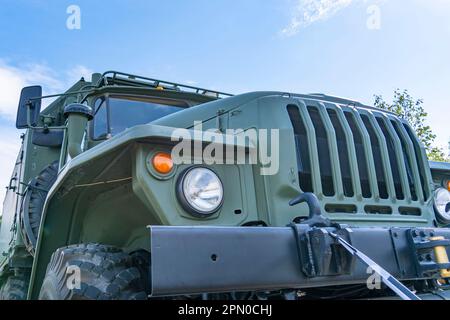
[96,71,233,99]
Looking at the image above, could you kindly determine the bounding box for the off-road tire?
[20,161,59,253]
[0,275,29,300]
[39,243,148,300]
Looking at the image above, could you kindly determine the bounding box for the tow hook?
[289,193,340,228]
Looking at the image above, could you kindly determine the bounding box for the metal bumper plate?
[149,226,450,297]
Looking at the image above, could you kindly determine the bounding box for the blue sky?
[0,0,449,188]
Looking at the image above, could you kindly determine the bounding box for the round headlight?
[177,167,224,217]
[434,187,450,224]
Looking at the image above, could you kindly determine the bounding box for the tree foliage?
[374,89,448,162]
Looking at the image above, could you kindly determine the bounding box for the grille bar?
[318,103,344,199]
[413,128,433,201]
[402,122,432,202]
[349,109,380,200]
[334,106,362,199]
[392,118,425,203]
[364,111,396,201]
[379,114,412,202]
[297,101,323,196]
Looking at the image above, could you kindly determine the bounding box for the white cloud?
[0,62,61,120]
[66,65,94,85]
[0,60,92,197]
[281,0,354,37]
[0,60,93,120]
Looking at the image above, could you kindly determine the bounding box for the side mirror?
[16,86,42,129]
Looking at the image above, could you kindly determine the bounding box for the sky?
[0,0,449,191]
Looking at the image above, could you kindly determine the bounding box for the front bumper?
[149,225,450,297]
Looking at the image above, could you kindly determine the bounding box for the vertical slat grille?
[287,101,429,215]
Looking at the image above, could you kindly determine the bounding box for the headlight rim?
[433,187,450,225]
[176,166,224,218]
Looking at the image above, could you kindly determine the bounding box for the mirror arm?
[28,88,96,103]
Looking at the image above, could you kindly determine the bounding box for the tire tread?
[39,243,147,300]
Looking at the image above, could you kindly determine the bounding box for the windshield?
[93,96,187,139]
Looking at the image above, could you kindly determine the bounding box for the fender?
[27,123,252,299]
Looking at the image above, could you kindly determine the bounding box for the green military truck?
[0,71,449,300]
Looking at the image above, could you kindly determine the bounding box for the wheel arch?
[28,125,179,299]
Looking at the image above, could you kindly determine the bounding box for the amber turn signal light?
[447,180,450,192]
[152,152,174,174]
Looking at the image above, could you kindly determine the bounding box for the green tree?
[374,89,448,162]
